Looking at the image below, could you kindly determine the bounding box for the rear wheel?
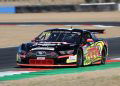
[76,49,84,67]
[101,47,107,64]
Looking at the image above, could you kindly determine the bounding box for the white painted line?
[17,24,116,28]
[93,25,115,28]
[17,25,46,27]
[80,2,116,5]
[0,71,35,77]
[64,25,81,26]
[110,58,120,60]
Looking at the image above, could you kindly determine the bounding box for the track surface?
[0,37,120,69]
[0,22,120,26]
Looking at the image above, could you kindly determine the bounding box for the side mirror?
[87,39,94,42]
[31,37,38,42]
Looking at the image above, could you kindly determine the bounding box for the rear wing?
[85,29,105,34]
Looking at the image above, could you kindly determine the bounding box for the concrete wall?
[15,3,118,13]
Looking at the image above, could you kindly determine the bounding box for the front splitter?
[17,63,77,67]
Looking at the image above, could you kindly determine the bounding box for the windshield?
[37,30,81,43]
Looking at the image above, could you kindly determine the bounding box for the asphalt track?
[0,37,120,70]
[0,62,120,81]
[0,22,120,26]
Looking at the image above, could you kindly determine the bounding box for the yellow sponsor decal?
[84,59,91,65]
[95,41,104,51]
[66,55,77,63]
[83,41,104,65]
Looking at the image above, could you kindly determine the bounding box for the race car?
[16,28,108,67]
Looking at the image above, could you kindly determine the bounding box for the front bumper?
[17,54,77,67]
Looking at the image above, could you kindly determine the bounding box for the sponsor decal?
[66,55,77,63]
[83,41,104,65]
[36,51,46,55]
[38,43,60,46]
[37,57,45,60]
[31,47,54,50]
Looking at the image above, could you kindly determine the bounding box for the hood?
[30,42,77,51]
[33,42,70,46]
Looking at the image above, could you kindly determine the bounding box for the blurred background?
[0,0,120,5]
[0,0,120,77]
[0,0,120,48]
[0,0,120,13]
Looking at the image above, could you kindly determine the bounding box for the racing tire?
[76,49,84,67]
[101,47,107,65]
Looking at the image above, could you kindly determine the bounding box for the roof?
[45,28,85,32]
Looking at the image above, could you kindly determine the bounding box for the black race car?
[16,28,108,67]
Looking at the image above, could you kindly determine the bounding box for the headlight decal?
[59,50,74,55]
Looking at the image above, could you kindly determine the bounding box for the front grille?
[36,51,47,56]
[29,59,54,65]
[30,50,58,58]
[31,50,50,56]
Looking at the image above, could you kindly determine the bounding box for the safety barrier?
[0,3,119,13]
[15,3,118,13]
[0,6,15,13]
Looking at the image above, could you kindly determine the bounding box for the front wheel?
[76,49,84,67]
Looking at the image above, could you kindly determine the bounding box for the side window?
[84,32,92,40]
[81,37,86,44]
[82,32,92,44]
[91,33,97,40]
